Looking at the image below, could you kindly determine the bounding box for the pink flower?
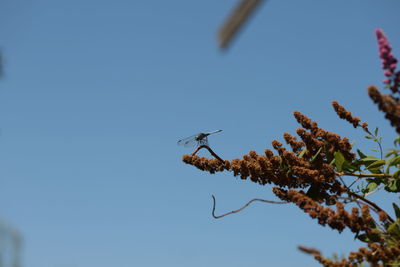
[384,70,393,77]
[375,29,399,93]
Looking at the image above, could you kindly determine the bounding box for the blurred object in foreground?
[0,50,3,78]
[218,0,265,49]
[0,219,22,267]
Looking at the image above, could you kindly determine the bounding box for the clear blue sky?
[0,1,399,266]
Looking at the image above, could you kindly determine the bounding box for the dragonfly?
[177,130,222,147]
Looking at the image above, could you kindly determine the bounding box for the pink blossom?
[384,70,393,77]
[375,28,399,93]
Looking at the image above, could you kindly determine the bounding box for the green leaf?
[393,203,400,219]
[371,149,380,152]
[388,155,400,167]
[366,160,386,170]
[346,160,362,172]
[385,150,396,158]
[334,152,345,171]
[342,161,356,172]
[368,168,383,174]
[356,234,368,242]
[393,170,400,179]
[387,220,400,236]
[385,179,400,193]
[356,232,381,243]
[365,135,374,140]
[357,149,367,159]
[385,155,400,173]
[298,148,307,158]
[365,182,378,193]
[360,155,379,162]
[394,136,400,147]
[374,127,379,136]
[385,165,390,174]
[310,147,323,162]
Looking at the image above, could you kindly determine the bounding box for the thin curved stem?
[211,195,287,219]
[377,140,383,160]
[191,145,225,163]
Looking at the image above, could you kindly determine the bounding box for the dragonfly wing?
[177,134,199,147]
[206,129,222,135]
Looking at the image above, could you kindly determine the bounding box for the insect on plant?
[177,130,222,148]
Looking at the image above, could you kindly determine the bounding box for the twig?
[364,185,385,197]
[191,145,225,163]
[338,176,348,187]
[211,195,287,219]
[347,177,360,189]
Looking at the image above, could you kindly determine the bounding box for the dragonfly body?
[177,130,222,147]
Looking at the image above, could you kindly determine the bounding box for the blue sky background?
[0,1,399,266]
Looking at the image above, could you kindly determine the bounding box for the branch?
[211,195,287,219]
[336,172,393,178]
[191,145,225,163]
[347,191,395,223]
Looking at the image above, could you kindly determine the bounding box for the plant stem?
[336,172,392,178]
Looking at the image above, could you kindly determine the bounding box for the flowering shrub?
[181,29,400,266]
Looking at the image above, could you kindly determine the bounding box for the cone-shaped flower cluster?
[376,29,400,94]
[299,243,400,267]
[272,188,375,233]
[368,85,400,134]
[332,101,363,128]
